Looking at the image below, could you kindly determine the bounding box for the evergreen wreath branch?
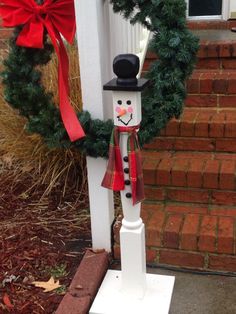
[1,0,199,158]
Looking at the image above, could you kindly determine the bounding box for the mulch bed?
[0,170,91,313]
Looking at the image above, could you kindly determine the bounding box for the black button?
[118,100,122,105]
[127,100,131,105]
[123,156,129,162]
[125,180,131,185]
[126,193,132,198]
[124,168,129,174]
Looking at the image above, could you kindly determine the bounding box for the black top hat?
[103,54,149,92]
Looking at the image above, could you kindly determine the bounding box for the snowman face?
[112,91,141,127]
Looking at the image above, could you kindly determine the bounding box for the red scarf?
[102,126,145,205]
[0,0,85,142]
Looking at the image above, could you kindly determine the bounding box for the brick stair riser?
[144,108,236,152]
[144,58,236,72]
[144,37,236,70]
[187,20,236,30]
[143,158,236,191]
[185,95,236,108]
[144,137,236,153]
[113,245,236,272]
[144,186,236,207]
[113,203,236,272]
[158,110,236,139]
[198,42,236,59]
[187,71,236,94]
[151,201,236,218]
[146,68,236,109]
[114,205,236,253]
[186,70,236,107]
[144,57,236,73]
[196,58,236,69]
[144,69,236,106]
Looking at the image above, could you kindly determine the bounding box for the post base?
[89,270,175,314]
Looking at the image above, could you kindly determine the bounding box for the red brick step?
[144,30,236,72]
[144,137,236,153]
[186,69,236,107]
[144,185,236,207]
[113,203,236,271]
[143,151,236,191]
[159,108,236,138]
[187,70,236,95]
[187,20,236,30]
[144,107,236,152]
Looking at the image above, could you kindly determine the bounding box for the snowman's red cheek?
[116,106,121,113]
[128,107,133,113]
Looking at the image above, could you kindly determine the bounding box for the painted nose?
[117,108,127,117]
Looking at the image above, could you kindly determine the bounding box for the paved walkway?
[148,267,236,314]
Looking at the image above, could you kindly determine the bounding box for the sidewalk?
[147,267,236,314]
[56,251,236,314]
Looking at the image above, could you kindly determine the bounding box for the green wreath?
[1,0,199,158]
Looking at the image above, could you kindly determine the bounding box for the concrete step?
[113,203,236,271]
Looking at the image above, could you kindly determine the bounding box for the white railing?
[108,4,150,77]
[75,0,150,252]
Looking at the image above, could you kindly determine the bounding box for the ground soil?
[0,170,91,313]
[0,34,92,314]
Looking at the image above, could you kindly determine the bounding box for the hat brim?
[103,78,149,92]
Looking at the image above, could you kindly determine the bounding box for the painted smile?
[117,113,133,126]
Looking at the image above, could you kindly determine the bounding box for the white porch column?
[74,0,114,251]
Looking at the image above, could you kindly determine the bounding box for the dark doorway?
[189,0,222,17]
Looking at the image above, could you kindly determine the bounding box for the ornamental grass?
[0,43,87,201]
[41,43,83,112]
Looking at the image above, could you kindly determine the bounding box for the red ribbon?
[0,0,85,142]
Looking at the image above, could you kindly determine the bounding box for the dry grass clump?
[0,43,87,200]
[41,44,83,111]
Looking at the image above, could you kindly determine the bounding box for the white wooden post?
[119,132,147,298]
[74,0,114,252]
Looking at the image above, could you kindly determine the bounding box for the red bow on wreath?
[0,0,85,142]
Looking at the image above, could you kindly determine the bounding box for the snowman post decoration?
[90,54,175,314]
[102,54,149,297]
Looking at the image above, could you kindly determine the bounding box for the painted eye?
[127,100,131,105]
[118,100,122,105]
